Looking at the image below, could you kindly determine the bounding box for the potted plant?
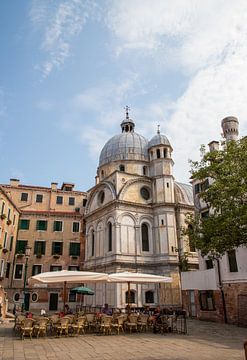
[2,248,8,254]
[53,254,60,259]
[16,252,24,258]
[0,214,6,220]
[36,253,42,259]
[71,256,78,260]
[7,219,12,225]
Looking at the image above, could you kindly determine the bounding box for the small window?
[36,220,47,231]
[9,236,14,251]
[228,250,238,272]
[21,193,28,201]
[69,290,76,302]
[36,194,43,203]
[34,241,46,255]
[16,240,27,254]
[143,166,148,176]
[13,215,16,225]
[98,191,105,205]
[140,187,150,200]
[13,293,20,302]
[32,265,42,276]
[206,259,213,269]
[53,221,63,232]
[141,223,149,252]
[108,222,112,252]
[31,293,38,302]
[50,265,62,272]
[14,264,23,279]
[19,219,30,230]
[91,231,95,257]
[163,149,167,157]
[145,291,154,304]
[56,196,63,204]
[156,149,160,158]
[69,243,80,256]
[119,164,125,172]
[72,222,80,233]
[194,184,200,194]
[199,290,215,311]
[5,262,11,278]
[7,208,11,220]
[1,202,5,215]
[83,199,87,207]
[161,219,164,225]
[125,290,135,304]
[3,231,7,248]
[52,242,63,255]
[68,266,79,271]
[68,197,75,206]
[0,259,4,277]
[166,182,169,188]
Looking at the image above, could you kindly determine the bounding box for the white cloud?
[104,0,247,182]
[29,0,97,78]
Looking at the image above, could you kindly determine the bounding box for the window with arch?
[108,222,112,252]
[141,223,149,252]
[101,170,104,177]
[156,149,160,158]
[125,290,135,304]
[143,166,148,176]
[119,164,125,172]
[145,290,154,304]
[163,148,167,158]
[91,230,95,256]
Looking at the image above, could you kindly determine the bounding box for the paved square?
[0,319,246,360]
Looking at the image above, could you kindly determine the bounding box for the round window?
[31,293,38,302]
[98,190,105,205]
[13,293,20,302]
[140,187,150,200]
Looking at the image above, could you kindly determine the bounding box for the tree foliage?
[184,137,247,257]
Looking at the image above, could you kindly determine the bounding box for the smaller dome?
[148,133,171,149]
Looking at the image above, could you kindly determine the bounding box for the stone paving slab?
[0,319,247,360]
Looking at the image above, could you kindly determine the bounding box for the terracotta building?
[0,179,87,313]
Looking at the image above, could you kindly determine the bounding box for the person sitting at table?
[102,303,112,315]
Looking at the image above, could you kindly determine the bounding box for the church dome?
[99,132,148,166]
[99,107,148,167]
[148,132,171,148]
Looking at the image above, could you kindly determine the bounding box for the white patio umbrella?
[29,270,109,311]
[108,271,172,311]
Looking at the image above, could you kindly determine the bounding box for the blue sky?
[1,0,247,191]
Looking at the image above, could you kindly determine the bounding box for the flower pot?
[7,219,12,225]
[2,248,8,254]
[53,254,60,259]
[0,214,6,220]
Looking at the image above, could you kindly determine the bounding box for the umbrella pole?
[63,281,67,313]
[127,282,130,314]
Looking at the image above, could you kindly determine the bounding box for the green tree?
[184,137,247,257]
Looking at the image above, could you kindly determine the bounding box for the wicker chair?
[20,318,35,340]
[137,314,149,332]
[111,315,125,335]
[14,315,26,335]
[99,315,112,335]
[33,317,49,338]
[54,317,70,337]
[85,313,96,332]
[125,314,139,333]
[71,316,87,335]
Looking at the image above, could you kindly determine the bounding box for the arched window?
[143,166,147,175]
[125,290,135,304]
[145,291,154,304]
[91,230,95,256]
[119,164,125,172]
[141,223,149,252]
[101,170,104,177]
[108,222,112,252]
[163,149,167,158]
[156,149,160,158]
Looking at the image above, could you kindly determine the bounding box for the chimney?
[10,179,20,187]
[208,141,219,152]
[51,182,58,191]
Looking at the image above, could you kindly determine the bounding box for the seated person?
[102,303,112,315]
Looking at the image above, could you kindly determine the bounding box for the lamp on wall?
[21,245,31,312]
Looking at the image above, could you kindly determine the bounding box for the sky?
[1,0,247,191]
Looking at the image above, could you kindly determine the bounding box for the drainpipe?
[216,258,227,323]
